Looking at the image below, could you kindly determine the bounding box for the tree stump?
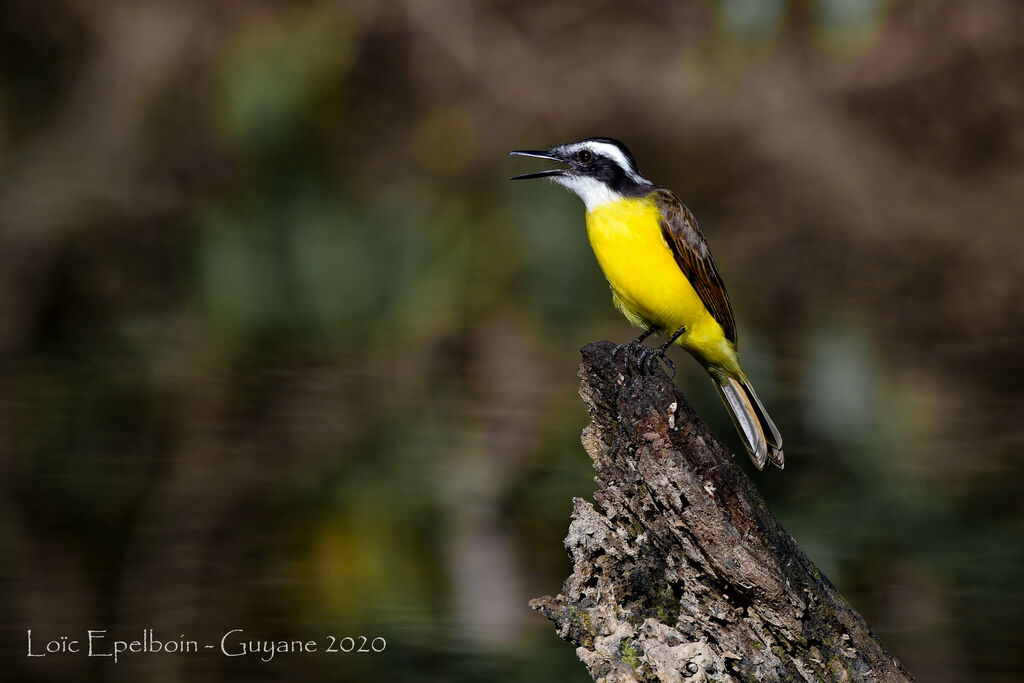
[530,342,914,682]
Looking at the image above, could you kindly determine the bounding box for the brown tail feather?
[741,377,784,469]
[713,375,784,470]
[714,376,768,469]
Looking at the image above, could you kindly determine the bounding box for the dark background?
[1,1,1022,681]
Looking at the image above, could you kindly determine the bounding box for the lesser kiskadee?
[511,137,783,470]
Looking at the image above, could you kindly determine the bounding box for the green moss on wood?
[620,637,641,669]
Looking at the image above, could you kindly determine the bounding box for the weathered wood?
[530,342,914,682]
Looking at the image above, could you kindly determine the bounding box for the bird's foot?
[636,345,676,377]
[613,340,647,371]
[613,329,655,367]
[612,340,675,378]
[639,325,684,377]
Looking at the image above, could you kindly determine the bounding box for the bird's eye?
[576,149,593,163]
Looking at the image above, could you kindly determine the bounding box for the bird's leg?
[613,328,654,364]
[631,328,655,345]
[640,325,686,376]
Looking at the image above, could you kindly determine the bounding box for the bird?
[510,137,783,470]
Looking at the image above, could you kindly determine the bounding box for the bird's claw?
[661,354,677,377]
[613,341,645,375]
[641,348,675,377]
[617,344,675,377]
[635,346,649,372]
[613,340,676,378]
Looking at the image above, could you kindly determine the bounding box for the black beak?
[509,149,565,180]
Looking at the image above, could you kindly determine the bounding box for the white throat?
[553,175,624,212]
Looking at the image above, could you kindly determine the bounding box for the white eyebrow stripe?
[567,141,648,184]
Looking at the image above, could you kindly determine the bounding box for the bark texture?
[530,342,914,682]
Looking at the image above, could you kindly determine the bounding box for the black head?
[510,138,652,207]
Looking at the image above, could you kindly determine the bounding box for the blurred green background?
[1,1,1022,681]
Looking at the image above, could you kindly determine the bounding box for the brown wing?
[653,188,738,344]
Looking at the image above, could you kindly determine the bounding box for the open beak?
[509,149,565,180]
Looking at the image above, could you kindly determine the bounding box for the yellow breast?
[585,196,738,371]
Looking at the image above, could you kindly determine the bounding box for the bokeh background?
[1,1,1022,681]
